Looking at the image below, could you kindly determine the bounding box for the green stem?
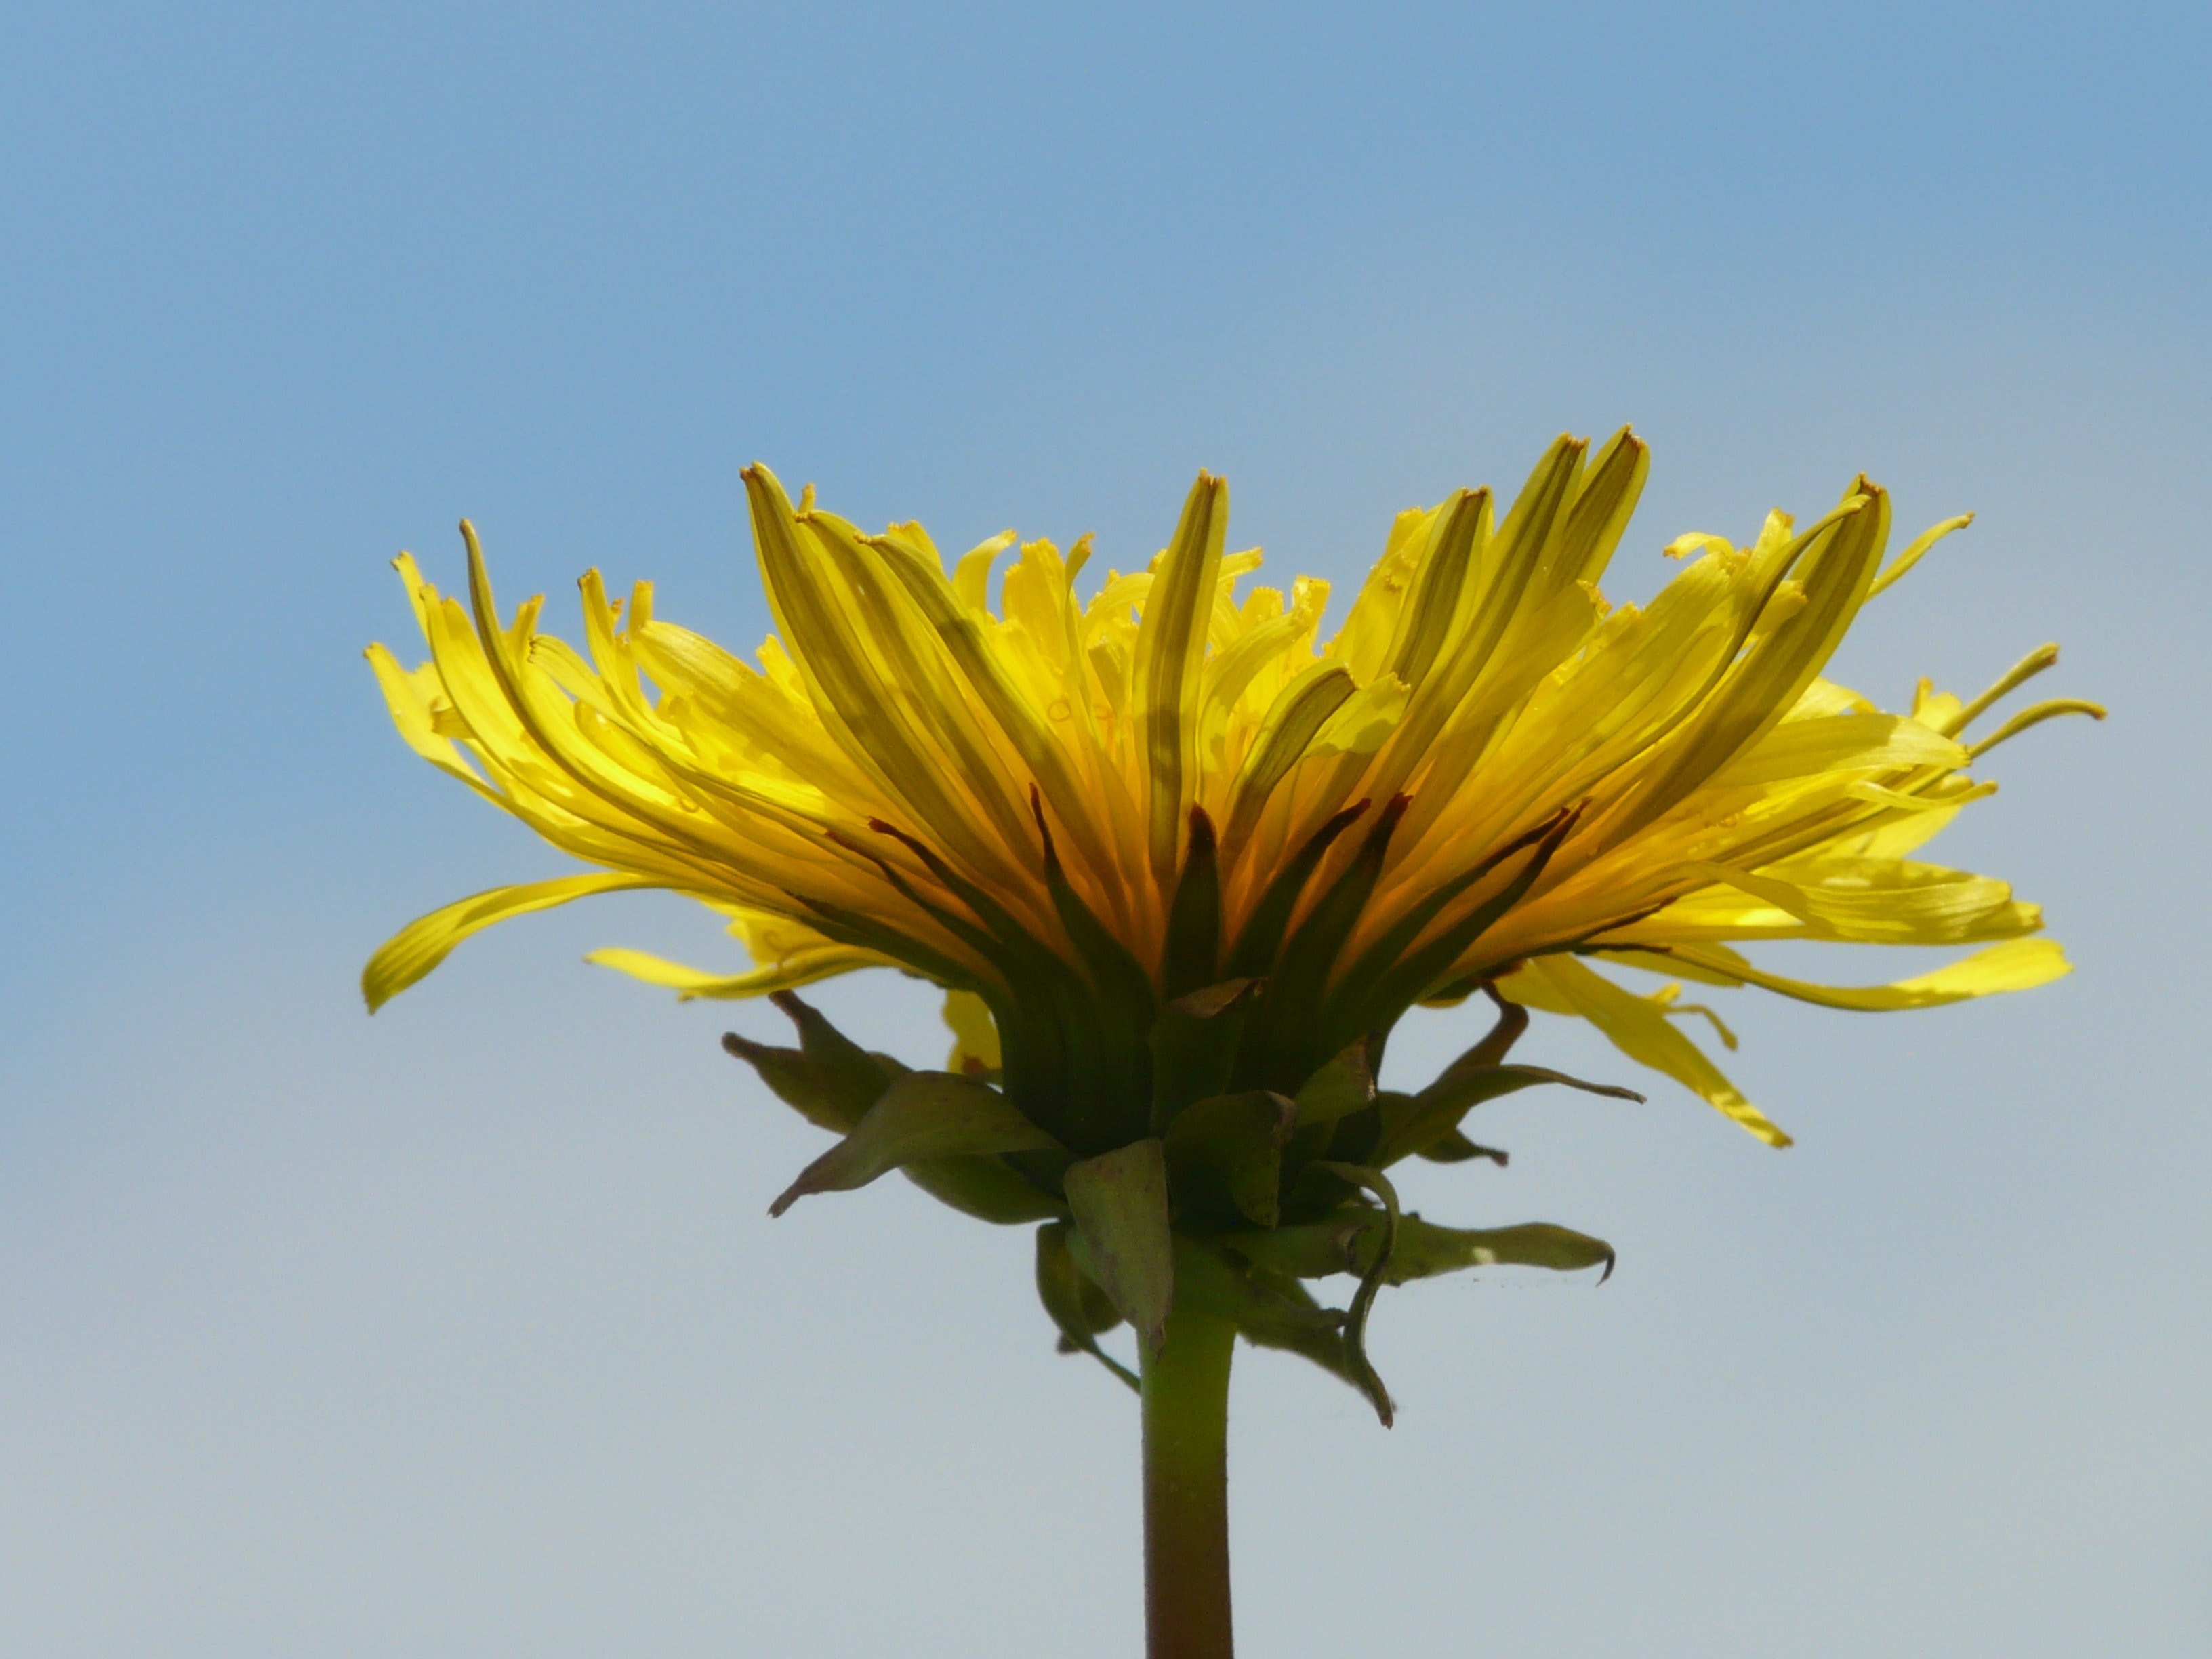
[1141,1311,1236,1659]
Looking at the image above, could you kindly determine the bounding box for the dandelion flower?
[365,431,2097,1657]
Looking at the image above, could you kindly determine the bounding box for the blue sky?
[2,4,2207,1654]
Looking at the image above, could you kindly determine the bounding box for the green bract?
[733,981,1629,1423]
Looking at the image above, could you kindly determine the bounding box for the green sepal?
[1332,806,1580,1049]
[1171,1235,1345,1334]
[1385,1217,1616,1284]
[1324,812,1570,1052]
[1147,977,1261,1132]
[788,894,987,999]
[1133,1186,1385,1423]
[1229,1208,1616,1285]
[769,1070,1062,1216]
[1218,1214,1369,1279]
[1277,1108,1382,1219]
[1223,800,1370,977]
[1370,1062,1641,1168]
[1274,1041,1378,1210]
[1454,994,1530,1069]
[858,820,1116,1152]
[1034,1221,1137,1391]
[1225,1261,1385,1423]
[1027,789,1158,1148]
[1309,1162,1400,1427]
[900,1154,1070,1225]
[1162,1089,1298,1227]
[722,989,902,1134]
[1291,1042,1376,1129]
[1381,995,1528,1170]
[1414,1129,1509,1166]
[1063,1139,1176,1353]
[803,846,1076,1143]
[727,995,1063,1223]
[1161,805,1223,999]
[1241,796,1410,1088]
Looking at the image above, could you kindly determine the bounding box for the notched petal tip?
[739,462,797,519]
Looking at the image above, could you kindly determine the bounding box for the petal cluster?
[366,432,2097,1149]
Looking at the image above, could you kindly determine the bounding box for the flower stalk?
[1142,1313,1237,1659]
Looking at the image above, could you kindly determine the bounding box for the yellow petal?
[363,642,493,795]
[364,872,663,1011]
[1683,857,2040,945]
[585,943,878,1000]
[1607,486,1888,838]
[1941,642,2058,736]
[1965,699,2108,759]
[954,530,1017,615]
[943,988,1003,1076]
[1132,472,1229,886]
[1310,672,1409,758]
[1713,712,1965,788]
[1655,938,2071,1010]
[1378,487,1486,689]
[1504,956,1791,1147]
[1220,661,1357,848]
[1868,512,1973,598]
[1326,504,1435,683]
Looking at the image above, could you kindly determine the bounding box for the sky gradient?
[3,4,2207,1654]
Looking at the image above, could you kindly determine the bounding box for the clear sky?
[3,3,2206,1654]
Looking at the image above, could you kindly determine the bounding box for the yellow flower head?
[366,432,2100,1414]
[367,432,2094,1147]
